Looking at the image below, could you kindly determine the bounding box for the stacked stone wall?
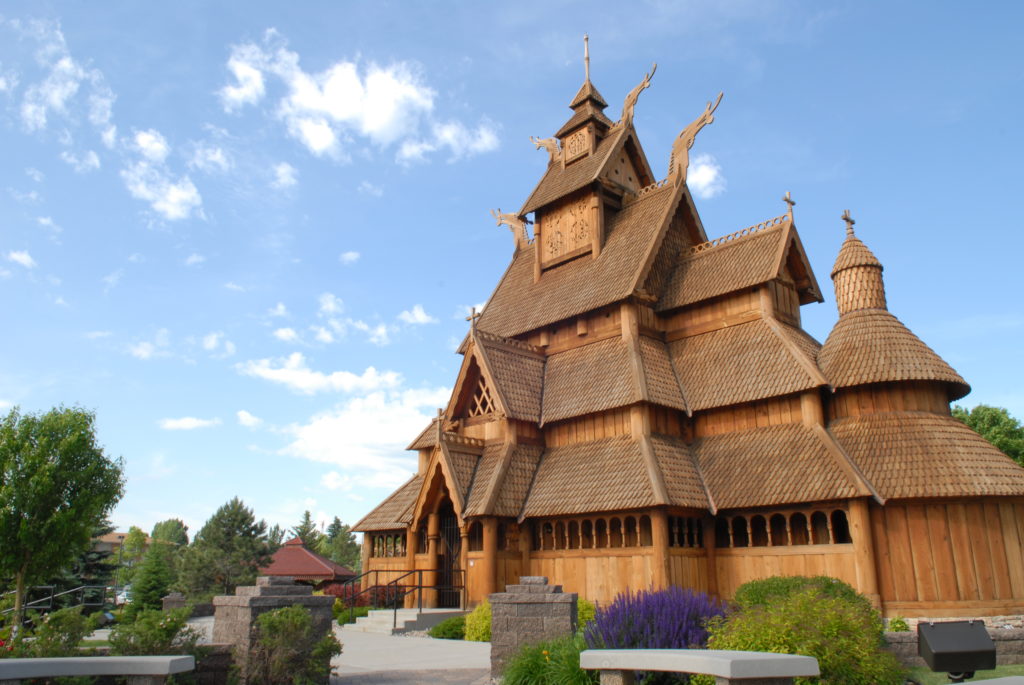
[489,576,577,678]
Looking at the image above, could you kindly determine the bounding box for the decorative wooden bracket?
[668,92,723,186]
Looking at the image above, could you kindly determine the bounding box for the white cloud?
[36,216,61,234]
[688,154,726,199]
[201,331,235,358]
[237,352,401,395]
[0,400,12,411]
[350,320,392,346]
[21,55,86,132]
[273,327,299,343]
[60,149,100,173]
[184,253,206,267]
[189,145,231,173]
[218,31,495,164]
[397,120,499,165]
[202,332,221,350]
[237,409,262,428]
[127,253,144,263]
[25,168,44,182]
[121,129,202,220]
[7,250,37,268]
[225,281,245,292]
[339,251,360,265]
[268,302,288,317]
[102,268,123,291]
[134,129,169,162]
[271,162,297,189]
[357,181,382,197]
[85,330,111,339]
[398,304,437,325]
[54,296,68,307]
[318,292,343,315]
[310,326,334,344]
[128,328,170,360]
[281,386,450,482]
[455,302,487,320]
[158,416,222,430]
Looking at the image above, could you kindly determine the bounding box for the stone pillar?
[212,576,334,683]
[481,517,499,598]
[489,576,577,679]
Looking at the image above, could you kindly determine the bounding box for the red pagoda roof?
[261,537,355,581]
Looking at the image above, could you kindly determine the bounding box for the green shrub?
[577,597,596,629]
[694,586,904,685]
[247,605,342,685]
[465,599,491,642]
[887,616,910,632]
[2,608,96,658]
[428,615,465,640]
[332,599,370,625]
[108,607,202,657]
[732,575,871,614]
[502,633,597,685]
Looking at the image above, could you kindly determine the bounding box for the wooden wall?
[714,545,858,599]
[668,548,709,590]
[523,306,621,354]
[871,499,1024,617]
[664,288,760,341]
[694,394,802,438]
[829,381,951,420]
[545,406,632,447]
[529,549,655,603]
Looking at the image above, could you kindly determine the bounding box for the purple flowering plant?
[583,586,725,650]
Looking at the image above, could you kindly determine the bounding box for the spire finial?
[584,34,590,82]
[783,191,795,220]
[842,209,855,235]
[466,306,481,331]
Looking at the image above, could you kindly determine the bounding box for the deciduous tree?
[151,518,189,546]
[0,406,125,626]
[953,404,1024,466]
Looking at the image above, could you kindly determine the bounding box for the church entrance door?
[437,500,461,608]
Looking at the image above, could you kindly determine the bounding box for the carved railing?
[688,214,788,255]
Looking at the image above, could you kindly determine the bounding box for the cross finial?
[783,191,795,219]
[842,209,855,235]
[584,34,590,82]
[436,407,444,443]
[466,306,482,331]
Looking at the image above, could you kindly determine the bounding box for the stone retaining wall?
[884,628,1024,668]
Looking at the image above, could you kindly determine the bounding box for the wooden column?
[424,512,440,608]
[651,509,671,590]
[848,498,881,608]
[360,535,372,589]
[800,390,824,428]
[520,520,533,578]
[405,527,420,608]
[481,517,499,598]
[591,194,604,258]
[460,528,470,608]
[702,517,719,598]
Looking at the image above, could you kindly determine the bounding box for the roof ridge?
[474,328,544,356]
[687,214,788,256]
[762,315,829,388]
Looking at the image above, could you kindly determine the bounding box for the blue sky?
[2,2,1022,538]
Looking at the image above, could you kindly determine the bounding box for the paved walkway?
[332,627,490,685]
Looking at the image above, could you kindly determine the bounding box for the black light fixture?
[917,620,996,683]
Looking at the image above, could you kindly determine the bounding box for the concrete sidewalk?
[332,627,490,684]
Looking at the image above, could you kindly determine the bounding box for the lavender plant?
[583,586,725,651]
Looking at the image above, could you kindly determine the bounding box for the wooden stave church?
[353,61,1024,619]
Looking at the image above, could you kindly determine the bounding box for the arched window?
[789,513,809,546]
[770,514,788,546]
[731,517,749,547]
[831,510,852,544]
[595,519,608,548]
[542,522,555,550]
[610,518,623,547]
[715,516,730,548]
[468,521,483,552]
[624,517,638,547]
[554,522,566,550]
[568,521,580,549]
[750,516,768,547]
[811,511,830,544]
[639,516,653,547]
[581,520,594,549]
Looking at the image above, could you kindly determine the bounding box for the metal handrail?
[336,568,468,627]
[0,584,111,616]
[386,569,467,630]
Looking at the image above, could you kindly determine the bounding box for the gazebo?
[260,537,356,593]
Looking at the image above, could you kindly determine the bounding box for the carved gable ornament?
[563,127,591,163]
[539,193,593,269]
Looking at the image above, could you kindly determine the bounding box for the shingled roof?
[668,319,825,411]
[262,537,355,581]
[819,309,969,399]
[474,331,546,422]
[693,423,865,510]
[830,412,1024,500]
[480,182,680,338]
[521,436,660,517]
[463,443,545,518]
[354,474,423,531]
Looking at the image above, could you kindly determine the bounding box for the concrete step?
[341,609,467,635]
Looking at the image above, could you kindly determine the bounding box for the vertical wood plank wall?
[871,500,1024,617]
[713,546,858,599]
[528,550,655,603]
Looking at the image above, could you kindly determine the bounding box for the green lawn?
[906,664,1024,684]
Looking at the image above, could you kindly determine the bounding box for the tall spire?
[831,211,886,316]
[584,34,590,82]
[558,35,611,140]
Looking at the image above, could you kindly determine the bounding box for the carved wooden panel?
[606,153,639,192]
[540,194,592,268]
[563,127,590,163]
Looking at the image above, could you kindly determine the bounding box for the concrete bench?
[580,649,820,685]
[0,655,195,685]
